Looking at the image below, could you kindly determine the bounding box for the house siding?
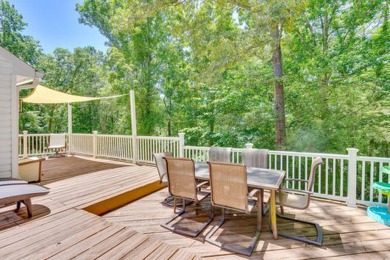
[0,56,13,178]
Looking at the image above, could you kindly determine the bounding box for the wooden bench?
[0,184,49,217]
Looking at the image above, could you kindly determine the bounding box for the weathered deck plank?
[103,182,390,259]
[0,156,194,259]
[1,155,390,259]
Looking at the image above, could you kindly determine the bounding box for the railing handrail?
[357,156,390,162]
[137,135,180,141]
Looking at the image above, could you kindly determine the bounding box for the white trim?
[11,74,19,178]
[17,77,40,90]
[0,47,43,178]
[0,46,43,79]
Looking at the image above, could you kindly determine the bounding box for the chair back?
[153,152,173,183]
[49,133,66,148]
[208,162,248,212]
[307,157,323,191]
[242,148,269,168]
[209,147,232,162]
[164,157,198,201]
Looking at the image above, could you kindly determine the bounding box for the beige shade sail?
[21,85,125,104]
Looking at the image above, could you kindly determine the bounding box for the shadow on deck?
[40,156,130,185]
[1,156,390,259]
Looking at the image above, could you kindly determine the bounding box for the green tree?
[77,0,174,135]
[0,0,42,64]
[284,0,389,156]
[20,47,109,133]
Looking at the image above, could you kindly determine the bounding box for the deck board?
[103,182,390,259]
[0,156,197,259]
[1,155,390,259]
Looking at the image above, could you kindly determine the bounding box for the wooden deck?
[1,156,390,259]
[102,190,390,259]
[0,156,195,259]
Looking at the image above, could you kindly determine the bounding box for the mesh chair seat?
[161,157,213,237]
[242,148,269,168]
[48,133,66,157]
[153,152,179,207]
[208,147,232,162]
[153,152,172,184]
[277,190,310,209]
[275,157,324,246]
[206,161,261,256]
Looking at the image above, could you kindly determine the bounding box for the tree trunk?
[272,24,286,149]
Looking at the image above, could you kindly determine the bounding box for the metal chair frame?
[153,152,175,206]
[276,157,324,246]
[161,157,213,237]
[205,161,261,256]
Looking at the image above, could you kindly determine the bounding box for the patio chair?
[161,157,213,237]
[242,148,269,168]
[153,152,174,206]
[0,184,49,218]
[48,133,66,157]
[276,157,324,246]
[206,161,261,256]
[209,147,232,162]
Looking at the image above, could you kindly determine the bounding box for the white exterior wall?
[0,56,14,178]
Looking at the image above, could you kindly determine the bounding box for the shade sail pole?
[130,90,137,163]
[68,103,72,134]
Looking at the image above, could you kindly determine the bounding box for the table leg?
[270,189,278,239]
[257,189,263,232]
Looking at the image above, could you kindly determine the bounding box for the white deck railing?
[19,131,389,207]
[19,132,52,157]
[136,135,182,163]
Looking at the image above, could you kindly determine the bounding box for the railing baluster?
[17,133,390,207]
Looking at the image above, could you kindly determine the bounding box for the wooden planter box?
[18,157,45,182]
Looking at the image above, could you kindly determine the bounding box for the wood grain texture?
[1,155,389,259]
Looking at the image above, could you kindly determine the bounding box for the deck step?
[83,180,165,215]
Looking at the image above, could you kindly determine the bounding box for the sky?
[7,0,108,54]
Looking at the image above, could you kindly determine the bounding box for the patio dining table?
[195,162,285,239]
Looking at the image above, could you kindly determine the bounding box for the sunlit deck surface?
[1,156,390,259]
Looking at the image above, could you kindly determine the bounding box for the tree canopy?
[1,0,388,157]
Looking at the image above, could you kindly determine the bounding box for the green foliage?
[6,0,389,157]
[0,0,42,64]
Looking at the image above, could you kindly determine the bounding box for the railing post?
[92,131,98,158]
[347,148,359,207]
[130,90,138,164]
[132,136,138,164]
[178,133,185,157]
[67,133,72,155]
[245,143,253,149]
[23,130,28,158]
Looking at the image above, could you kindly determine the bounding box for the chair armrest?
[196,181,209,189]
[281,188,313,195]
[248,189,260,198]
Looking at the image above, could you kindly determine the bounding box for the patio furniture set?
[153,147,324,256]
[0,134,62,218]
